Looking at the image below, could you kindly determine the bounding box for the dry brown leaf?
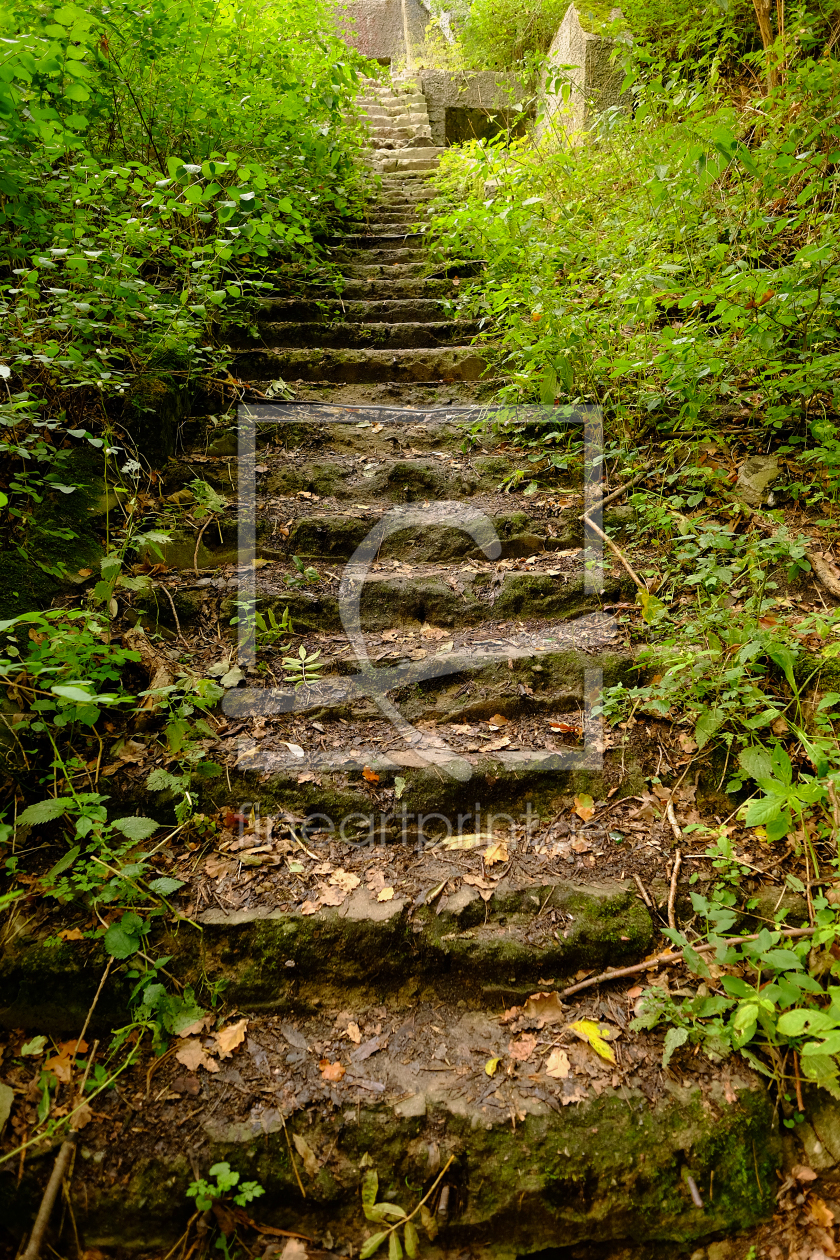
[488,713,509,728]
[330,869,361,893]
[70,1101,93,1131]
[299,900,320,915]
[58,928,84,942]
[377,887,395,902]
[205,855,234,879]
[292,1133,319,1178]
[484,840,509,866]
[320,886,347,907]
[792,1164,818,1182]
[175,1039,219,1073]
[319,1059,345,1082]
[809,1196,835,1228]
[345,1022,362,1045]
[179,1014,214,1038]
[43,1051,73,1085]
[545,1048,570,1079]
[362,765,380,782]
[509,1034,537,1062]
[365,870,387,894]
[521,992,566,1026]
[279,1238,308,1260]
[215,1018,248,1058]
[462,874,494,889]
[573,794,595,822]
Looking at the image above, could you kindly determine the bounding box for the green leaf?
[112,817,160,841]
[738,746,773,783]
[51,684,96,702]
[662,1025,688,1068]
[148,876,185,896]
[360,1233,388,1259]
[744,795,784,827]
[404,1221,419,1259]
[362,1170,379,1220]
[104,923,140,959]
[18,797,72,825]
[388,1231,403,1260]
[45,844,81,881]
[694,708,724,750]
[778,1008,837,1037]
[803,1032,840,1057]
[63,82,90,102]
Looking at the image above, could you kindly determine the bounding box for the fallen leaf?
[319,1059,345,1082]
[220,665,244,689]
[573,794,595,822]
[366,870,387,894]
[70,1100,93,1130]
[545,1048,570,1079]
[280,1238,309,1260]
[215,1018,248,1058]
[462,874,494,890]
[77,568,92,577]
[21,1036,48,1056]
[484,840,508,866]
[44,1051,73,1084]
[58,928,85,941]
[509,1035,537,1062]
[521,992,566,1026]
[346,1022,362,1044]
[292,1133,320,1178]
[441,833,490,851]
[809,1196,835,1228]
[179,1014,214,1038]
[171,1075,201,1095]
[568,1019,616,1065]
[377,887,395,902]
[320,886,347,907]
[297,771,321,785]
[175,1039,219,1073]
[299,900,321,915]
[282,741,305,759]
[362,766,379,783]
[331,868,361,893]
[205,855,234,879]
[485,1057,501,1077]
[792,1164,818,1183]
[394,775,407,800]
[488,713,509,728]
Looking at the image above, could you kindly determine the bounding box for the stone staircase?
[358,76,444,173]
[0,164,783,1259]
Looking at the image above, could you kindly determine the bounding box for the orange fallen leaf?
[299,900,320,915]
[58,928,85,941]
[77,568,92,577]
[319,1059,345,1082]
[488,713,509,728]
[330,869,361,893]
[70,1101,94,1130]
[362,766,379,783]
[320,886,347,907]
[809,1195,835,1228]
[573,794,595,822]
[215,1018,248,1058]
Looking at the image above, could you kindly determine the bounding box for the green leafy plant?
[360,1160,454,1259]
[187,1162,265,1212]
[282,644,323,689]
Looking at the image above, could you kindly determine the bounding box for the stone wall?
[339,0,431,64]
[416,69,529,148]
[539,4,630,144]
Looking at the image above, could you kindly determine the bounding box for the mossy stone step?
[237,320,480,352]
[234,346,486,384]
[256,298,451,323]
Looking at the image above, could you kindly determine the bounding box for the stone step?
[372,152,442,173]
[256,297,454,323]
[233,345,486,383]
[367,126,433,143]
[243,320,481,351]
[327,246,428,264]
[342,222,428,236]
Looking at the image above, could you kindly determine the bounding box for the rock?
[736,455,779,507]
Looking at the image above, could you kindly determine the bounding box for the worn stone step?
[234,345,486,383]
[373,153,442,173]
[328,245,428,263]
[257,297,453,323]
[247,320,479,351]
[368,125,432,142]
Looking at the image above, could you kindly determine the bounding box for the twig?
[280,1113,306,1198]
[578,459,655,518]
[807,550,840,600]
[828,781,840,859]
[74,960,113,1057]
[581,512,647,591]
[369,1157,456,1245]
[633,872,654,910]
[194,519,212,577]
[20,1139,76,1260]
[557,926,818,999]
[794,1051,804,1114]
[665,800,683,843]
[667,849,682,931]
[157,583,186,645]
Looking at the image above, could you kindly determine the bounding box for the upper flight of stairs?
[359,76,444,174]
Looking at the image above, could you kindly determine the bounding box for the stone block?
[339,0,431,64]
[539,4,630,145]
[416,69,529,147]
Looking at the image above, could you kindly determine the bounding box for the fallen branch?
[19,1138,76,1260]
[578,459,655,519]
[633,872,654,910]
[581,513,647,591]
[667,850,682,932]
[557,926,817,999]
[807,550,840,600]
